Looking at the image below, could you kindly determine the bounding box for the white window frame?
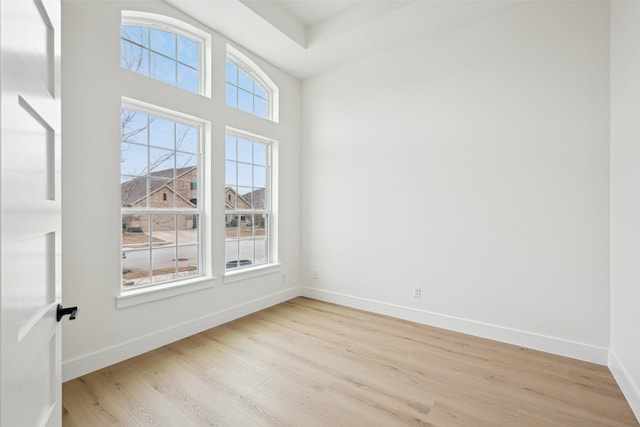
[118,97,212,307]
[226,44,279,123]
[121,11,212,98]
[224,127,276,275]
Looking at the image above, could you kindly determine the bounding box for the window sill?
[223,263,281,285]
[116,276,216,309]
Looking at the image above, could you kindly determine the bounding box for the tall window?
[121,13,208,94]
[225,131,272,270]
[121,105,202,287]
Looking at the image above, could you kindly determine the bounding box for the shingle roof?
[121,166,196,206]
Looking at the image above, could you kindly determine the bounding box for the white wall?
[61,0,301,380]
[301,1,611,363]
[610,0,640,419]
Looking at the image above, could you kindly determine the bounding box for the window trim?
[121,10,212,98]
[224,127,277,275]
[226,44,279,123]
[120,96,212,299]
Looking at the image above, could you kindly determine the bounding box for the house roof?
[121,166,196,207]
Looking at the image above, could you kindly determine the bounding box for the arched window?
[225,45,279,122]
[121,11,211,96]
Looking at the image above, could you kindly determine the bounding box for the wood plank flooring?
[62,297,639,426]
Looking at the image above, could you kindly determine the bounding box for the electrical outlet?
[312,271,319,280]
[412,286,421,298]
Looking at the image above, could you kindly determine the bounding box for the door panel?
[1,0,62,426]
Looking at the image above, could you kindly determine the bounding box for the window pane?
[149,117,175,149]
[122,110,148,145]
[237,163,252,187]
[151,246,177,284]
[253,165,266,188]
[121,40,149,75]
[150,52,177,86]
[254,97,267,118]
[238,139,252,163]
[121,142,148,176]
[149,147,175,174]
[177,215,198,244]
[150,29,176,59]
[178,64,198,94]
[251,188,266,209]
[226,83,237,108]
[253,143,266,166]
[254,83,266,99]
[177,244,198,278]
[238,68,253,91]
[254,238,268,264]
[225,60,237,84]
[176,124,198,153]
[238,89,253,113]
[149,178,174,208]
[177,36,198,68]
[176,154,197,176]
[121,25,148,47]
[121,176,147,207]
[238,187,252,208]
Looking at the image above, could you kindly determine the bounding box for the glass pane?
[254,97,267,118]
[177,244,198,278]
[238,163,252,187]
[121,176,147,207]
[178,64,198,94]
[251,188,266,209]
[122,110,148,145]
[255,213,267,236]
[238,68,253,91]
[253,143,266,166]
[237,139,252,163]
[151,246,177,283]
[121,25,148,47]
[253,165,266,188]
[225,83,237,108]
[238,89,253,113]
[225,161,237,187]
[177,36,198,68]
[150,29,176,59]
[176,152,197,170]
[122,213,151,286]
[176,123,198,153]
[225,188,237,209]
[225,60,237,84]
[225,135,237,160]
[149,178,174,208]
[149,117,175,149]
[174,180,196,206]
[237,187,252,208]
[121,40,149,75]
[225,240,240,267]
[121,142,148,176]
[238,239,254,265]
[150,52,176,86]
[177,215,198,244]
[149,147,175,175]
[254,82,266,99]
[254,238,268,264]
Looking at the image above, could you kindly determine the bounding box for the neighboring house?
[225,187,252,227]
[122,166,197,232]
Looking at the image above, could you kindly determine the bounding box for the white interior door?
[1,0,63,426]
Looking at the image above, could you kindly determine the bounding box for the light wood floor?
[62,297,638,426]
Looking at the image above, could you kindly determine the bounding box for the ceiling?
[164,0,513,80]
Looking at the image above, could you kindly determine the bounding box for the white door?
[1,0,64,426]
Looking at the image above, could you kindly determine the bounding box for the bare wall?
[610,0,640,419]
[301,1,610,362]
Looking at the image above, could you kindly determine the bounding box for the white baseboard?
[62,287,301,382]
[609,350,640,422]
[301,287,609,365]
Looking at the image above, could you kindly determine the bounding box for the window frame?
[224,127,275,274]
[120,97,210,299]
[121,11,212,98]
